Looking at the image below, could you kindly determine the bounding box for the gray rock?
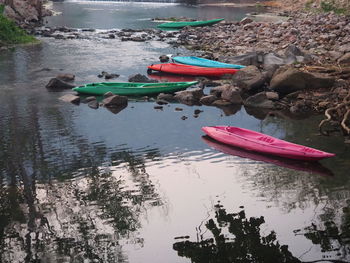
[88,100,99,109]
[46,78,76,90]
[221,86,243,104]
[59,94,80,104]
[128,74,157,83]
[103,95,128,107]
[159,55,170,62]
[270,66,335,94]
[284,44,304,57]
[263,64,280,81]
[210,85,228,97]
[212,100,233,107]
[106,104,127,114]
[174,88,204,104]
[244,92,276,109]
[56,73,75,82]
[200,95,217,105]
[232,66,266,92]
[157,93,174,101]
[104,73,119,79]
[228,52,264,66]
[83,96,96,103]
[156,100,168,105]
[263,53,285,65]
[338,53,350,64]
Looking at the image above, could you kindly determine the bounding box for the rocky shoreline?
[29,7,350,140]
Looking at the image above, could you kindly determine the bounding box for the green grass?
[0,4,37,46]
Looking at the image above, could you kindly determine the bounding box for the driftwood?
[319,92,350,136]
[304,65,350,79]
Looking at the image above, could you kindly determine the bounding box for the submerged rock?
[88,100,99,109]
[244,92,277,109]
[59,94,80,104]
[103,95,128,107]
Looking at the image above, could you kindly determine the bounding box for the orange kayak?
[202,126,335,161]
[148,63,238,77]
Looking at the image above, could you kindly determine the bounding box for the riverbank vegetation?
[0,4,37,46]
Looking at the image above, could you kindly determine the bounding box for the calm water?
[1,1,350,262]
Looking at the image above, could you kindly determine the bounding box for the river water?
[1,1,350,262]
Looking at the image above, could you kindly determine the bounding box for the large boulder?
[46,78,76,90]
[270,66,335,94]
[103,95,128,107]
[244,92,276,109]
[174,88,204,105]
[263,53,285,66]
[221,86,243,104]
[232,66,266,92]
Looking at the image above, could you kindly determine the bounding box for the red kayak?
[202,126,335,161]
[148,63,238,77]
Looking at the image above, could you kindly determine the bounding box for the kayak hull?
[73,81,198,96]
[172,56,245,69]
[202,126,335,161]
[157,18,224,29]
[202,136,334,176]
[148,63,237,77]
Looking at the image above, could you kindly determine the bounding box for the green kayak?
[157,18,224,29]
[72,81,198,96]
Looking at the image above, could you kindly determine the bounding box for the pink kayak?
[202,126,335,161]
[202,136,334,176]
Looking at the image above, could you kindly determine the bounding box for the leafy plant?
[0,5,37,45]
[320,0,346,14]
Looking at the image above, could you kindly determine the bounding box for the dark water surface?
[1,1,350,262]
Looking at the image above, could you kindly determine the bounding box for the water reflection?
[0,94,162,262]
[173,204,301,263]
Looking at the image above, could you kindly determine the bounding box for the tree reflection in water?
[0,95,162,262]
[173,203,301,263]
[296,199,350,262]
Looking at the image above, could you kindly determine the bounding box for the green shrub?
[0,4,37,45]
[320,0,346,14]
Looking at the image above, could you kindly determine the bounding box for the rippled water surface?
[1,1,350,262]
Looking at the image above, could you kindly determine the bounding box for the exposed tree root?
[319,92,350,136]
